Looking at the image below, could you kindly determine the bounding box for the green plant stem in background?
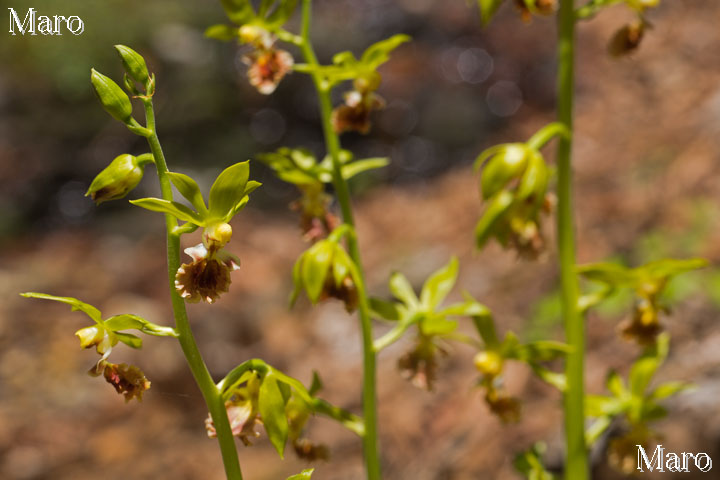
[555,1,588,479]
[298,1,381,479]
[142,100,244,480]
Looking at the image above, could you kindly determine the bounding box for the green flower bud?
[114,45,150,86]
[474,350,504,378]
[86,154,145,204]
[203,222,233,250]
[90,69,133,123]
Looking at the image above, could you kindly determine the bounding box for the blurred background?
[2,0,720,478]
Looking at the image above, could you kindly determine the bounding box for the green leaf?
[259,375,289,457]
[475,190,514,249]
[287,469,314,480]
[585,394,623,418]
[168,172,209,215]
[208,161,251,221]
[369,297,401,321]
[220,0,256,25]
[301,242,333,303]
[20,292,102,323]
[341,158,389,180]
[114,332,143,349]
[360,34,411,69]
[420,257,459,310]
[130,198,203,224]
[389,272,419,309]
[477,0,505,26]
[439,298,491,317]
[205,24,239,41]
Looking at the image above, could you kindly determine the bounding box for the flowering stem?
[142,99,243,480]
[298,1,381,478]
[555,2,589,479]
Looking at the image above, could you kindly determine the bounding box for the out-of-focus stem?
[298,2,381,479]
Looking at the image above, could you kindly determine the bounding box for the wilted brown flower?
[320,273,359,313]
[243,47,294,95]
[618,299,664,345]
[175,243,241,303]
[205,400,261,446]
[608,21,646,57]
[331,90,385,134]
[514,0,556,22]
[397,339,447,391]
[485,387,521,423]
[607,426,659,474]
[95,362,151,402]
[293,438,330,462]
[290,185,340,242]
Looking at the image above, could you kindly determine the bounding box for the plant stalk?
[555,2,588,479]
[142,100,243,480]
[298,1,381,478]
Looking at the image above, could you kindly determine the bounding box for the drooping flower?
[175,243,241,304]
[608,20,646,57]
[484,387,522,423]
[293,438,330,462]
[397,339,447,391]
[90,361,151,402]
[205,399,262,446]
[618,298,664,345]
[331,89,385,135]
[242,41,294,95]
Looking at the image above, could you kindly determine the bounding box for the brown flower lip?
[331,90,385,135]
[175,243,241,304]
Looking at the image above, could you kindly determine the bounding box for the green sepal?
[628,333,669,398]
[389,272,419,309]
[301,241,333,303]
[360,34,411,69]
[167,172,209,216]
[130,198,204,225]
[205,24,239,41]
[258,374,289,457]
[287,469,314,480]
[515,150,549,202]
[114,45,150,87]
[220,0,256,25]
[475,190,514,249]
[420,315,458,336]
[208,161,251,221]
[90,69,133,123]
[20,292,102,324]
[341,157,389,180]
[104,314,178,337]
[512,443,556,480]
[369,297,402,321]
[114,332,143,349]
[419,256,459,310]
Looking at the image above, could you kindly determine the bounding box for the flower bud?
[86,154,145,204]
[90,69,134,123]
[473,350,504,378]
[114,45,150,87]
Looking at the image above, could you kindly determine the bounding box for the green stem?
[142,100,243,480]
[555,2,588,479]
[298,2,381,478]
